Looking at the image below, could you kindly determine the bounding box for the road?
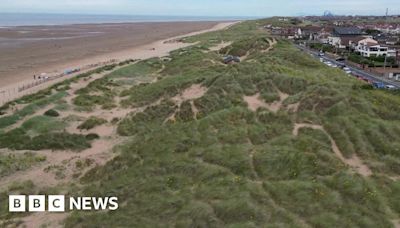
[296,45,400,89]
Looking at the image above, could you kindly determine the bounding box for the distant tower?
[385,8,389,22]
[323,10,334,17]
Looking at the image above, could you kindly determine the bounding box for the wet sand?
[0,21,221,86]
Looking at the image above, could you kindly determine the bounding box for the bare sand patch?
[244,93,268,112]
[287,102,300,113]
[244,90,289,113]
[208,41,232,52]
[392,219,400,228]
[172,84,208,105]
[20,212,68,228]
[165,84,208,123]
[293,123,372,177]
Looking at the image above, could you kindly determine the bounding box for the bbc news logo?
[9,195,119,212]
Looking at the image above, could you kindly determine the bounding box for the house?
[332,27,363,37]
[328,36,343,47]
[339,36,364,50]
[298,26,323,40]
[356,38,397,57]
[374,34,399,45]
[328,27,364,48]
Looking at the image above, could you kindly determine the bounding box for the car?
[336,57,345,62]
[373,82,386,89]
[345,70,352,74]
[331,64,338,68]
[343,67,351,71]
[385,85,396,90]
[318,52,325,57]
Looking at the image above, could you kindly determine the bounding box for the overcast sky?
[1,0,399,17]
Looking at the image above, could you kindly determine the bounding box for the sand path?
[261,38,277,53]
[208,41,232,52]
[293,123,372,177]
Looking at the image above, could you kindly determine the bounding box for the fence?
[0,59,118,107]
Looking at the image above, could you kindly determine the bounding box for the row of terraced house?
[265,23,400,58]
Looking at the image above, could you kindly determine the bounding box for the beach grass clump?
[29,132,91,151]
[0,152,46,177]
[108,58,162,79]
[219,36,270,57]
[117,100,177,136]
[77,117,107,130]
[85,133,100,141]
[21,115,66,135]
[120,74,205,107]
[0,92,67,129]
[43,109,60,117]
[73,94,115,110]
[0,128,91,151]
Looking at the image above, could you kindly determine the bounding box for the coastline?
[0,21,238,105]
[0,21,224,86]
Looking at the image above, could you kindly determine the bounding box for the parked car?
[385,85,396,90]
[336,57,345,62]
[223,55,241,64]
[373,82,386,89]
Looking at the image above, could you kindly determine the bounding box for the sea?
[0,13,254,27]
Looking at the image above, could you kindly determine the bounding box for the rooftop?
[333,27,363,35]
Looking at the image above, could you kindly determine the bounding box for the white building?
[328,36,343,47]
[356,38,397,57]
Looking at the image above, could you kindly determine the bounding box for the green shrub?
[44,109,60,117]
[85,133,100,141]
[78,117,107,130]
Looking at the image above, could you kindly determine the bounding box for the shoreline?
[0,21,239,105]
[0,20,237,28]
[0,12,249,27]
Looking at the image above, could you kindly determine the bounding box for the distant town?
[264,15,400,83]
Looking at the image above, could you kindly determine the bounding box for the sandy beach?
[0,21,224,87]
[0,21,237,104]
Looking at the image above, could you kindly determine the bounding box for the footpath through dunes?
[293,123,373,177]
